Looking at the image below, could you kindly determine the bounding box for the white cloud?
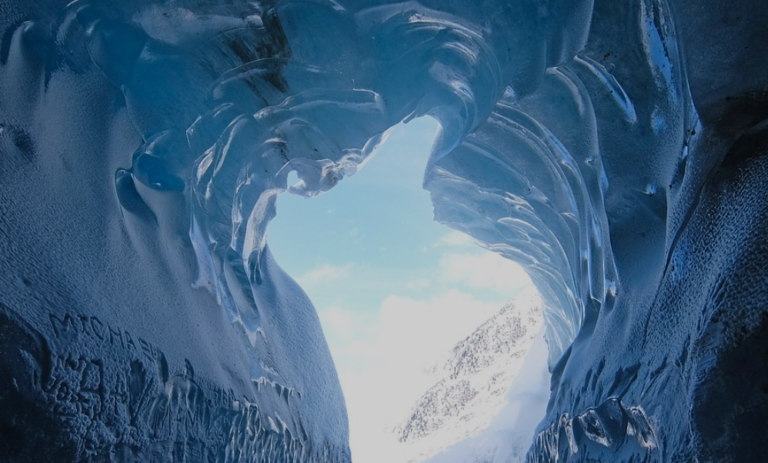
[318,306,354,340]
[318,305,377,345]
[296,263,352,287]
[434,230,475,248]
[377,290,504,367]
[405,278,431,290]
[440,252,531,294]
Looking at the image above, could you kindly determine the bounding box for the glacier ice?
[1,0,768,462]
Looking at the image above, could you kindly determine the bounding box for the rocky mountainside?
[393,290,543,462]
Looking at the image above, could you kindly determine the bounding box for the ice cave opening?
[2,0,768,462]
[268,117,548,463]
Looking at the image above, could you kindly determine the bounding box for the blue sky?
[268,117,533,462]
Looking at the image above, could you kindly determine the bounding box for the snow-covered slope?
[393,290,542,462]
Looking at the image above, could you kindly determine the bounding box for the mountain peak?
[393,291,543,461]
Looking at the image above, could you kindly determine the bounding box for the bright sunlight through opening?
[268,118,548,463]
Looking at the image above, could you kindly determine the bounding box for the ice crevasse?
[0,0,767,461]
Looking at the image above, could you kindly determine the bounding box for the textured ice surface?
[1,0,767,462]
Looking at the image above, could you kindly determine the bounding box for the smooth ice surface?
[1,0,768,462]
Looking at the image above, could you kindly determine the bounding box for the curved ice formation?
[1,0,768,461]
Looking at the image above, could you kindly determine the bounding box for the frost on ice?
[1,0,767,462]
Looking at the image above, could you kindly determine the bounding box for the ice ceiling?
[1,0,767,462]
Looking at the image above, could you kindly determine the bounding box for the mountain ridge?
[393,289,543,462]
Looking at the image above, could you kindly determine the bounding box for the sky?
[268,117,534,462]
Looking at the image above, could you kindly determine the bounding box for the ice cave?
[1,0,767,462]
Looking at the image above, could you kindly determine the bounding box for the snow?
[426,327,551,463]
[395,288,545,463]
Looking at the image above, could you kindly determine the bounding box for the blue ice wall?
[1,0,767,462]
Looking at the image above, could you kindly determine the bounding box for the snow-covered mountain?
[392,289,543,463]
